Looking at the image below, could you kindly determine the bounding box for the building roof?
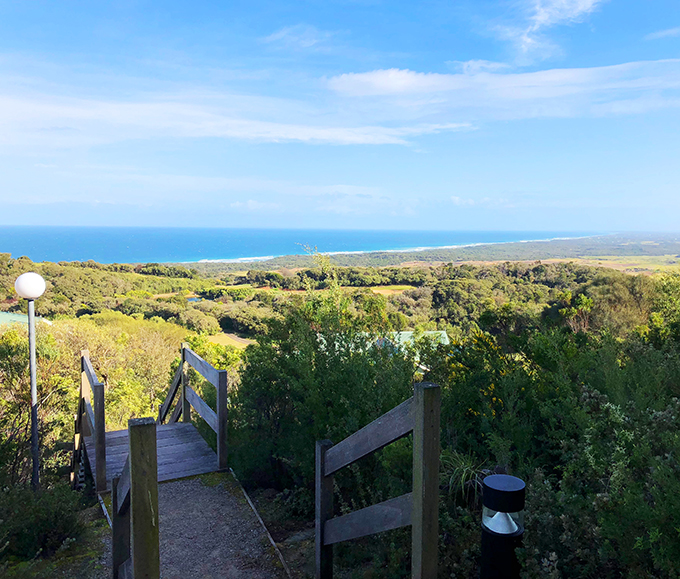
[0,311,51,326]
[388,331,450,347]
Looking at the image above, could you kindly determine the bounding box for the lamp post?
[481,474,525,579]
[14,272,46,491]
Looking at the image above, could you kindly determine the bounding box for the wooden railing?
[111,418,161,579]
[157,343,229,470]
[315,382,441,579]
[71,350,107,492]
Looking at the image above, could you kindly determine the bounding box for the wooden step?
[84,422,219,492]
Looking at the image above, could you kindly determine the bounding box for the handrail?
[112,417,160,579]
[157,363,183,424]
[183,346,220,387]
[115,454,131,515]
[184,385,218,432]
[71,350,107,492]
[157,344,229,471]
[324,397,414,476]
[315,382,440,579]
[82,355,104,391]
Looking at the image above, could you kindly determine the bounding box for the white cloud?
[262,25,335,50]
[0,91,470,149]
[645,27,680,41]
[495,0,607,60]
[448,60,511,74]
[327,59,680,120]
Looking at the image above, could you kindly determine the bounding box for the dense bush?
[232,287,415,490]
[0,485,83,560]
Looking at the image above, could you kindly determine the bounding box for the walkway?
[84,422,217,491]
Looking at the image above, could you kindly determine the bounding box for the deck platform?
[84,422,218,492]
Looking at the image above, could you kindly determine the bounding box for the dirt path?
[158,474,288,579]
[82,473,288,579]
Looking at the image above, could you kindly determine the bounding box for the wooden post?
[92,381,107,493]
[111,476,131,579]
[216,369,228,470]
[128,417,160,579]
[181,345,191,423]
[316,439,334,579]
[411,383,441,579]
[80,352,92,437]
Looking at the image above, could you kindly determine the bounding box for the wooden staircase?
[85,421,217,492]
[72,343,228,493]
[71,344,230,578]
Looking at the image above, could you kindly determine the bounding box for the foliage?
[0,484,83,560]
[232,286,416,490]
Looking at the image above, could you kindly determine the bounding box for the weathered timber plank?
[93,382,107,493]
[116,455,131,515]
[324,397,414,476]
[84,400,96,435]
[411,383,440,579]
[119,557,132,579]
[102,422,195,442]
[112,476,130,579]
[324,492,413,546]
[181,351,191,424]
[184,385,218,432]
[82,356,103,390]
[105,434,210,459]
[158,364,183,424]
[316,440,334,579]
[184,346,220,387]
[101,428,203,452]
[157,456,217,481]
[169,398,183,423]
[128,417,160,578]
[216,370,228,470]
[90,455,218,491]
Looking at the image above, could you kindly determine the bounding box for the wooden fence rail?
[71,350,107,492]
[315,382,441,579]
[157,343,229,470]
[112,417,160,579]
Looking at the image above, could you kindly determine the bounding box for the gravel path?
[158,475,288,579]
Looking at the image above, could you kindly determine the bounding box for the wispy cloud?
[262,24,335,50]
[645,27,680,41]
[494,0,607,60]
[0,90,470,149]
[328,59,680,120]
[447,60,511,74]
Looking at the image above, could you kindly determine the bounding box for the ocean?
[0,227,592,264]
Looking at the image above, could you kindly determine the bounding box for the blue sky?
[1,0,679,230]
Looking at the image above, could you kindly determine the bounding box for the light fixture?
[481,474,525,579]
[14,272,46,490]
[14,272,46,300]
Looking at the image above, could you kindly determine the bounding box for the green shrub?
[0,485,83,560]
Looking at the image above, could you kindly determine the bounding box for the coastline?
[192,233,604,265]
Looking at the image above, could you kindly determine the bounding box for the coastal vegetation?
[1,246,680,577]
[183,233,680,274]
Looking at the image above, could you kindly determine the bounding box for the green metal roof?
[0,312,50,326]
[388,331,450,347]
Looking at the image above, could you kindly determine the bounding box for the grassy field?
[363,285,414,295]
[208,332,256,349]
[454,255,680,274]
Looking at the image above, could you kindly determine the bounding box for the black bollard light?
[480,474,525,579]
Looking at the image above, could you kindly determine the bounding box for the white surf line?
[180,233,605,264]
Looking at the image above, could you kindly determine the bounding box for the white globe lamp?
[15,272,46,300]
[14,271,46,491]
